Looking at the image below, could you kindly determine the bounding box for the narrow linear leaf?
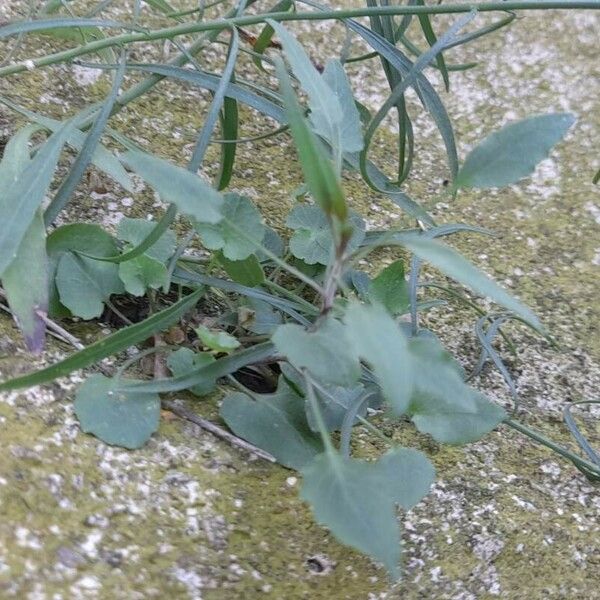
[45,53,128,224]
[119,342,275,395]
[0,97,134,191]
[0,18,135,40]
[398,234,543,331]
[0,289,203,391]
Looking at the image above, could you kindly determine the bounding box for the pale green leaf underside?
[456,113,575,189]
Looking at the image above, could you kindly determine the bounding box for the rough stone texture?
[0,1,598,599]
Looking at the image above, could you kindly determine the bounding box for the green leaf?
[0,120,73,277]
[269,21,342,148]
[455,113,576,189]
[274,57,348,221]
[301,448,435,579]
[166,348,216,396]
[217,252,265,287]
[404,332,506,443]
[116,217,176,263]
[252,0,294,71]
[0,289,203,392]
[398,234,542,331]
[410,389,506,445]
[282,365,367,433]
[287,204,365,265]
[321,59,364,153]
[195,193,264,260]
[369,260,410,315]
[2,211,48,353]
[47,223,120,317]
[344,303,412,414]
[0,125,48,353]
[74,374,160,449]
[55,252,124,319]
[195,324,240,354]
[220,381,323,470]
[0,98,133,191]
[121,150,223,224]
[143,0,177,16]
[272,318,361,387]
[36,26,115,63]
[118,254,169,296]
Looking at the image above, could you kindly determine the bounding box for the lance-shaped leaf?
[121,150,223,224]
[301,448,435,579]
[455,113,576,189]
[0,125,49,352]
[0,120,73,277]
[274,57,348,221]
[399,234,542,332]
[344,302,412,414]
[2,211,48,353]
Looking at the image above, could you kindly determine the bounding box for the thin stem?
[163,399,277,462]
[2,3,600,77]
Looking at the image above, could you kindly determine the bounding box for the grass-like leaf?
[0,119,74,277]
[0,289,203,392]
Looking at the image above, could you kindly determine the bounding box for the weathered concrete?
[0,1,598,598]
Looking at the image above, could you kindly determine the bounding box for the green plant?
[0,0,598,579]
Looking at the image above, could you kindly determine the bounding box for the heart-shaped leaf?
[195,193,264,260]
[74,374,160,449]
[220,379,323,470]
[55,252,124,319]
[369,260,410,315]
[301,448,435,579]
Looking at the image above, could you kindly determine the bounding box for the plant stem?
[1,3,599,77]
